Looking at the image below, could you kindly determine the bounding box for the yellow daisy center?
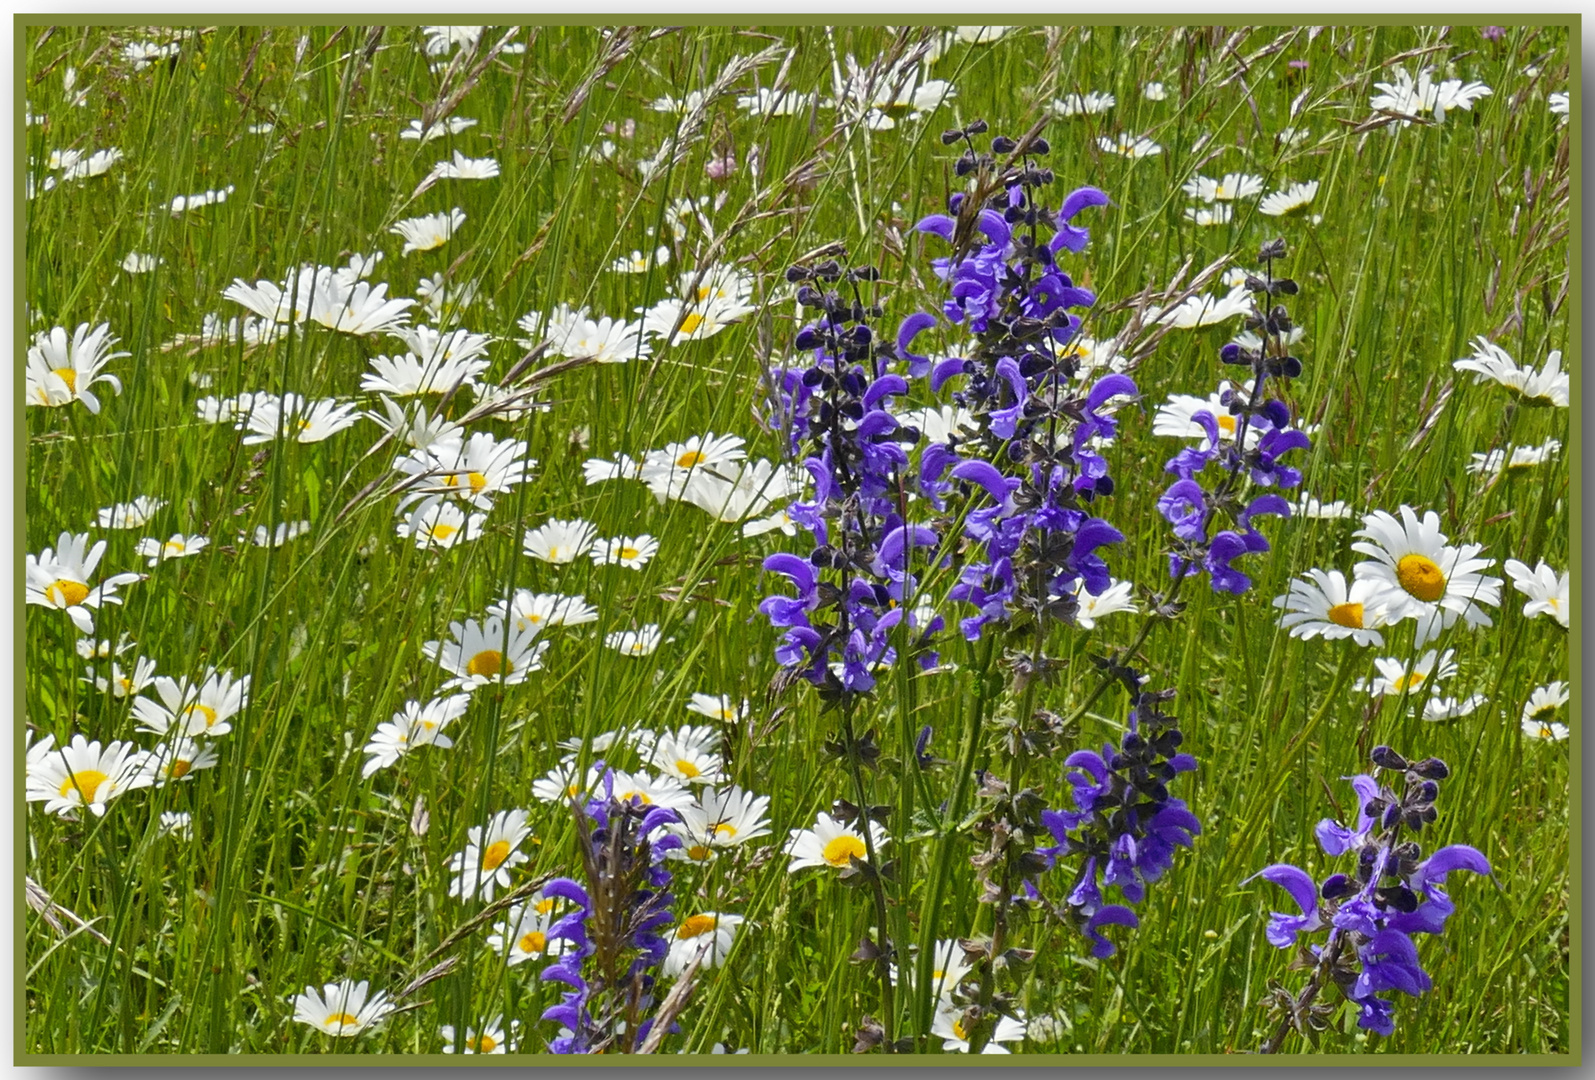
[46,579,90,607]
[428,522,458,541]
[687,844,713,861]
[164,541,187,556]
[466,649,508,678]
[468,471,488,493]
[675,759,700,780]
[712,822,738,839]
[482,839,512,872]
[677,914,718,940]
[59,769,108,802]
[1216,414,1237,436]
[1396,554,1446,603]
[323,1013,360,1031]
[184,703,219,728]
[517,613,545,632]
[952,1019,968,1041]
[678,312,706,336]
[53,367,78,392]
[469,1035,497,1053]
[534,898,556,915]
[1327,602,1364,629]
[822,834,866,867]
[619,546,641,561]
[169,759,193,779]
[1537,724,1556,739]
[676,450,706,468]
[1391,671,1426,693]
[117,677,132,694]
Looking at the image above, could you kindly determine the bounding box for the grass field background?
[21,22,1571,1055]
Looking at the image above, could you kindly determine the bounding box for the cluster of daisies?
[582,430,800,536]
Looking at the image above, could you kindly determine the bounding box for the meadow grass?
[21,22,1571,1056]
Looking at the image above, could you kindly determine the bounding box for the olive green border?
[14,11,1580,1067]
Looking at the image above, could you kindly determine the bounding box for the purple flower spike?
[1084,906,1139,958]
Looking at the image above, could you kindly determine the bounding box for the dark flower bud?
[786,264,811,282]
[1410,757,1449,780]
[1031,137,1050,155]
[796,285,824,309]
[1370,746,1408,771]
[955,156,977,177]
[1415,780,1439,803]
[1321,873,1354,899]
[1273,277,1299,295]
[848,265,881,282]
[1258,238,1287,261]
[1244,274,1271,294]
[991,135,1017,154]
[1281,356,1303,378]
[941,127,965,145]
[965,118,989,135]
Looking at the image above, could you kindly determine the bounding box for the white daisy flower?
[933,1003,1027,1053]
[131,669,251,738]
[1052,91,1115,117]
[610,245,672,275]
[530,759,607,805]
[1453,338,1568,407]
[1370,67,1492,124]
[25,531,142,634]
[686,693,745,723]
[547,315,652,365]
[523,518,599,564]
[1143,81,1168,101]
[391,207,465,255]
[604,625,663,657]
[1183,173,1264,202]
[485,893,573,965]
[1520,682,1569,740]
[396,431,533,511]
[361,350,488,398]
[309,278,414,336]
[1151,382,1258,447]
[1503,558,1570,628]
[592,535,659,570]
[120,252,162,273]
[159,810,193,839]
[1184,204,1233,227]
[428,150,500,181]
[1549,91,1569,122]
[1293,494,1353,520]
[400,116,478,142]
[361,694,469,777]
[440,1017,517,1054]
[1358,649,1457,698]
[667,785,773,863]
[365,396,464,454]
[1073,578,1139,630]
[250,520,310,547]
[132,736,219,787]
[423,616,548,693]
[787,811,889,873]
[891,938,974,1003]
[25,322,128,413]
[135,533,210,567]
[486,590,599,633]
[88,654,158,698]
[1422,693,1486,722]
[447,809,533,902]
[421,24,484,56]
[648,729,722,786]
[97,496,168,529]
[239,392,361,445]
[1466,440,1562,482]
[676,457,798,523]
[608,768,696,812]
[639,432,748,501]
[291,979,393,1038]
[1272,569,1390,647]
[1351,507,1502,647]
[75,633,133,661]
[168,185,234,214]
[1146,287,1253,330]
[583,453,643,486]
[1096,132,1161,158]
[25,734,151,818]
[1258,180,1320,217]
[663,913,744,978]
[396,496,485,550]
